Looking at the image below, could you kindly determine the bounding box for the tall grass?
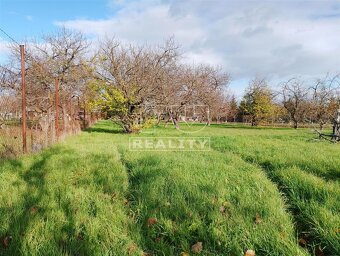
[0,129,141,255]
[0,121,338,255]
[211,124,340,255]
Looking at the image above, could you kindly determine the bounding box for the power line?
[0,27,20,46]
[0,27,42,65]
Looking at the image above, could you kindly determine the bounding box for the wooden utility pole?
[83,97,86,129]
[20,45,27,153]
[55,78,59,140]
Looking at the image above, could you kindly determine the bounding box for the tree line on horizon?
[230,75,340,130]
[0,28,339,133]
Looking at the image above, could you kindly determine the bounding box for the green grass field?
[0,121,339,255]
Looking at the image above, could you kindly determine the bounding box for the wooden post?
[20,45,27,153]
[333,108,340,140]
[83,98,86,129]
[55,78,59,140]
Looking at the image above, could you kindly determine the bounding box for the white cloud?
[26,15,33,21]
[54,0,340,92]
[55,3,205,45]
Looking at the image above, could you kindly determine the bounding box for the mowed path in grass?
[0,121,338,255]
[210,126,340,255]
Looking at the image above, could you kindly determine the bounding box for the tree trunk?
[172,117,179,130]
[251,116,256,126]
[156,113,162,125]
[293,120,298,129]
[168,110,179,130]
[123,124,133,133]
[62,103,68,133]
[319,122,324,131]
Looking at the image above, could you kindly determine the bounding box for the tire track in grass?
[0,126,142,256]
[212,135,340,182]
[211,139,340,256]
[118,145,308,256]
[270,166,340,255]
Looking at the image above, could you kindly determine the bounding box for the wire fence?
[0,79,99,159]
[0,27,102,159]
[0,88,22,158]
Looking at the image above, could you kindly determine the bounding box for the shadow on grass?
[261,159,339,181]
[1,148,57,254]
[0,146,92,255]
[0,157,23,170]
[121,153,226,255]
[85,127,124,134]
[221,152,338,255]
[210,123,296,130]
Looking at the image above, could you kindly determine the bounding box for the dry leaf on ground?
[298,238,307,247]
[191,242,203,253]
[180,252,190,256]
[147,217,158,227]
[245,249,255,256]
[2,236,12,248]
[255,213,262,224]
[315,246,324,256]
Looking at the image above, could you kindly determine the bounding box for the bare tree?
[193,65,230,125]
[94,37,180,132]
[1,28,91,151]
[310,74,340,130]
[281,78,309,129]
[93,37,230,132]
[211,94,230,123]
[33,28,91,130]
[161,64,229,128]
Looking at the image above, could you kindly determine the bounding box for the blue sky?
[0,0,115,40]
[1,0,340,97]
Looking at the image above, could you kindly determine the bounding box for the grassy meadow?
[0,121,339,255]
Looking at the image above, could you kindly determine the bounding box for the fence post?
[83,98,86,129]
[55,78,59,140]
[20,45,27,153]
